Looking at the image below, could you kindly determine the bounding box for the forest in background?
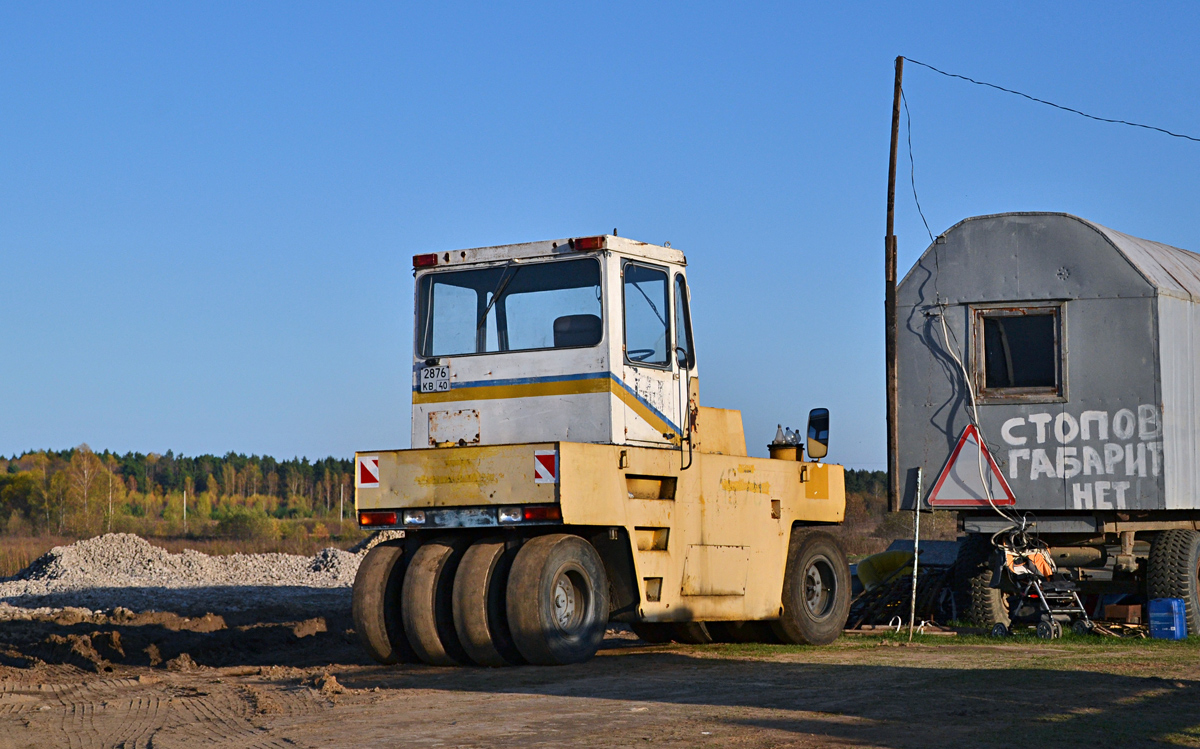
[0,446,948,563]
[0,446,358,544]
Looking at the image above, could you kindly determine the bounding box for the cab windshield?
[417,258,603,356]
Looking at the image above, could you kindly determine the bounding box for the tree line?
[0,446,355,537]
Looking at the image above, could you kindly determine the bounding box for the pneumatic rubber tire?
[351,541,419,664]
[955,533,1011,628]
[452,538,525,667]
[507,534,610,665]
[402,536,475,666]
[772,531,851,645]
[1147,529,1200,638]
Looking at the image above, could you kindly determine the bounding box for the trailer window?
[973,305,1064,402]
[417,258,602,357]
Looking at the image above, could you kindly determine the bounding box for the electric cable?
[904,57,1200,144]
[901,90,935,245]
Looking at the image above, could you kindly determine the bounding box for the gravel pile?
[0,533,375,621]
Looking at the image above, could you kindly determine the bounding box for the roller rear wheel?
[351,541,419,664]
[402,536,474,666]
[507,534,609,665]
[452,538,524,667]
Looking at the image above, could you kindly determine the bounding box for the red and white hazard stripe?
[357,455,380,488]
[534,451,558,484]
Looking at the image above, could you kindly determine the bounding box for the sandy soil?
[1,604,1198,749]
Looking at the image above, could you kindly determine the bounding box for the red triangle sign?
[927,424,1016,507]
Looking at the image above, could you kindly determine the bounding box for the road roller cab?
[352,235,852,666]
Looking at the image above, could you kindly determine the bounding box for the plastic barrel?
[1148,598,1188,640]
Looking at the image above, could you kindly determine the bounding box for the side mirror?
[806,408,829,460]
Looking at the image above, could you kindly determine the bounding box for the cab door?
[620,260,683,446]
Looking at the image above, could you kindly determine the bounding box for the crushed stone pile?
[0,533,391,619]
[10,534,361,589]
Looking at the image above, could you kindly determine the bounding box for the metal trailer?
[897,212,1200,633]
[351,235,851,667]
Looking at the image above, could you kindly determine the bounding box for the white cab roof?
[424,235,686,269]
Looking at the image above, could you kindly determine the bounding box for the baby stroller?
[987,530,1092,639]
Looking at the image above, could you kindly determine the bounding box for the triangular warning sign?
[927,424,1016,507]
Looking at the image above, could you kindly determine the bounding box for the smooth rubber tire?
[774,531,851,645]
[402,536,474,666]
[955,533,1011,627]
[452,538,525,667]
[1147,528,1200,638]
[351,541,419,664]
[507,534,610,665]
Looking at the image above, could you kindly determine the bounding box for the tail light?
[523,505,562,522]
[359,511,398,526]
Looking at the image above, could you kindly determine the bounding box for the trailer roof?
[919,212,1200,303]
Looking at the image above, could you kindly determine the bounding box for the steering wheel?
[627,348,657,362]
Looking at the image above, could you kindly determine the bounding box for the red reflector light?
[572,236,605,251]
[359,511,398,526]
[523,505,562,522]
[413,253,438,268]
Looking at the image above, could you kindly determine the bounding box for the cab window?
[417,258,602,356]
[623,263,670,366]
[674,274,694,369]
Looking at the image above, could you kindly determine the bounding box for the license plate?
[419,365,451,393]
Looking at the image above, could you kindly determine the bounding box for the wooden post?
[886,56,904,513]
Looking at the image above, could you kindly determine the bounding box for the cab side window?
[623,263,670,366]
[673,274,694,369]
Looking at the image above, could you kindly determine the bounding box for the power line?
[901,90,934,245]
[904,57,1200,144]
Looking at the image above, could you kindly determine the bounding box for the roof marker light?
[571,236,605,251]
[413,253,438,268]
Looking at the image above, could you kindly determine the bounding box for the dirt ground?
[1,604,1198,749]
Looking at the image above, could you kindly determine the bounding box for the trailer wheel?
[955,533,1010,628]
[451,538,524,667]
[630,622,714,644]
[1147,529,1200,637]
[672,622,715,644]
[402,536,474,666]
[773,530,851,645]
[714,621,781,643]
[507,534,609,665]
[630,622,675,643]
[351,541,419,664]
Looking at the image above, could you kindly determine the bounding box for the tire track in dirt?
[0,670,323,749]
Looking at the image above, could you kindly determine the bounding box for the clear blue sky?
[4,2,1200,469]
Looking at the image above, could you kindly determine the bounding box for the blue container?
[1149,598,1188,640]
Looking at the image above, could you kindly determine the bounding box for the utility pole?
[886,56,904,513]
[183,489,188,535]
[339,483,344,525]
